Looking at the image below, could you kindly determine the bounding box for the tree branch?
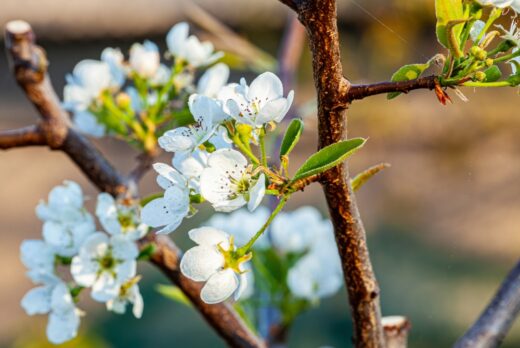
[346,76,439,102]
[454,260,520,348]
[4,20,264,348]
[0,125,46,149]
[281,1,385,347]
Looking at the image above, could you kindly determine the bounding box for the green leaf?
[156,285,192,307]
[484,65,502,82]
[387,63,431,99]
[435,0,465,48]
[351,163,390,192]
[291,138,366,182]
[280,119,304,159]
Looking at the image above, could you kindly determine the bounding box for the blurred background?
[1,0,520,347]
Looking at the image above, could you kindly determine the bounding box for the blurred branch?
[181,0,276,72]
[0,125,46,149]
[454,261,520,348]
[277,14,305,92]
[3,20,264,348]
[279,1,385,347]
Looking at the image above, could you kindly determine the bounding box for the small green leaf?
[280,119,304,159]
[435,0,465,48]
[387,63,431,99]
[291,138,366,182]
[351,163,391,192]
[156,285,192,307]
[484,65,502,82]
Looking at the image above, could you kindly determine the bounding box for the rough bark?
[282,1,386,346]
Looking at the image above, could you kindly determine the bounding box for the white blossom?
[101,47,125,87]
[270,206,324,253]
[158,94,226,153]
[71,233,138,302]
[20,240,57,284]
[221,72,294,128]
[200,149,265,212]
[21,281,81,344]
[166,22,223,67]
[141,163,191,234]
[287,221,343,301]
[36,181,95,257]
[180,227,250,304]
[497,21,520,47]
[106,279,144,318]
[197,63,230,98]
[150,64,171,86]
[96,193,148,241]
[207,206,271,249]
[129,40,161,78]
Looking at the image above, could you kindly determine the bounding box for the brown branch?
[0,125,46,149]
[454,260,520,348]
[346,76,439,102]
[281,1,385,347]
[4,20,264,348]
[148,235,266,348]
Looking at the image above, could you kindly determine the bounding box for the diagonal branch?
[454,260,520,348]
[4,20,264,348]
[280,1,385,347]
[0,125,46,149]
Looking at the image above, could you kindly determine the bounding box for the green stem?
[259,128,268,167]
[463,80,512,87]
[232,134,260,164]
[237,196,288,255]
[493,50,520,63]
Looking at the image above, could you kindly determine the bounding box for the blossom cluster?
[21,182,146,344]
[62,22,224,153]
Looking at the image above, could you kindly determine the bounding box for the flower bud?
[470,46,487,61]
[485,58,494,67]
[116,92,132,109]
[474,71,486,82]
[129,41,160,78]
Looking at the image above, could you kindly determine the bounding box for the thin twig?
[454,261,520,348]
[0,125,46,149]
[4,20,264,348]
[346,76,439,102]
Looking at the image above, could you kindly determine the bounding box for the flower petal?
[46,309,80,344]
[21,285,53,315]
[200,269,239,304]
[247,72,283,102]
[180,245,224,281]
[247,174,265,212]
[188,227,230,247]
